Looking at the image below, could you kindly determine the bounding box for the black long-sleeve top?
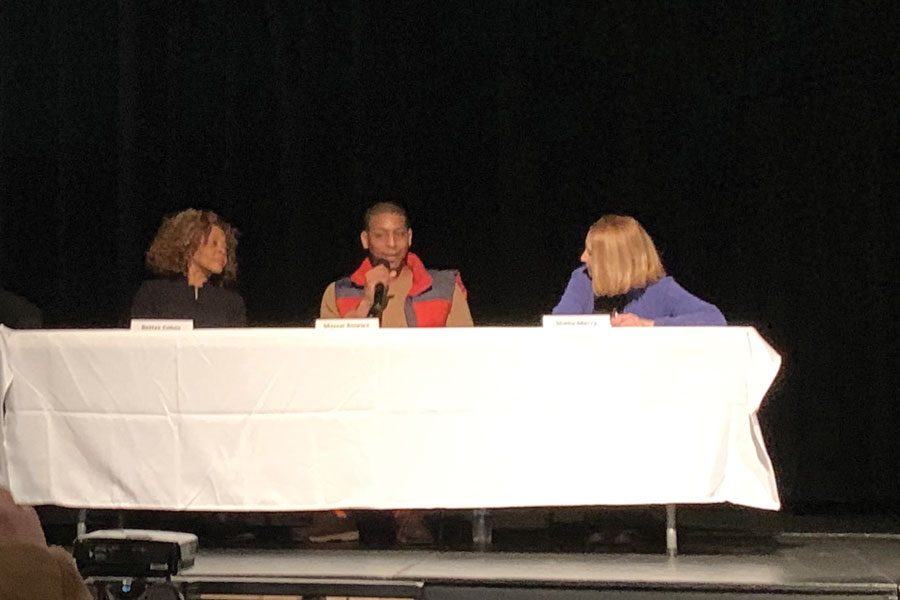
[130,277,247,328]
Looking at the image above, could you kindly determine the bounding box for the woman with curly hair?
[130,209,247,327]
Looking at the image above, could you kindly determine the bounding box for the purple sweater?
[552,267,726,326]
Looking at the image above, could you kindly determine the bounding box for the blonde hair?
[145,209,238,285]
[584,215,665,296]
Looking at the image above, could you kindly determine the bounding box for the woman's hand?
[611,312,655,327]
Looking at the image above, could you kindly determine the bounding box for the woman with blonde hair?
[552,215,725,326]
[131,209,247,327]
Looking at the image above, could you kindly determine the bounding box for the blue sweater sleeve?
[652,278,726,326]
[552,267,594,314]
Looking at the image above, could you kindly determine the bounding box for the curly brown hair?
[145,209,239,285]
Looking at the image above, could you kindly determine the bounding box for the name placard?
[130,319,194,332]
[542,314,611,328]
[315,318,379,330]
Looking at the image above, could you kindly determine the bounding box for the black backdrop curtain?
[1,2,898,510]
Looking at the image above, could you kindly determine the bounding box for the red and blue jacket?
[334,253,463,327]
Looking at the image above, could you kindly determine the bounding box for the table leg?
[77,508,87,539]
[666,504,677,557]
[472,508,492,551]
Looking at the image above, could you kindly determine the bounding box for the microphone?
[367,259,391,318]
[370,284,386,317]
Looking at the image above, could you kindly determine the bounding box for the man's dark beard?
[367,252,406,272]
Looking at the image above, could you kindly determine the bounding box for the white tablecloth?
[0,326,780,511]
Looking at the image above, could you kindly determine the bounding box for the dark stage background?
[1,3,898,512]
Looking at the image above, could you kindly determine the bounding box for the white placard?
[542,314,611,328]
[130,319,194,332]
[315,318,379,330]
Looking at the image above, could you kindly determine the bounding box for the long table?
[0,326,780,521]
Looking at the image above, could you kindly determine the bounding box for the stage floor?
[69,506,900,599]
[162,533,900,600]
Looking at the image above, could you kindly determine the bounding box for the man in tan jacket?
[320,201,472,327]
[313,202,473,545]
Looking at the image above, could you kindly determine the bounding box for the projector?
[73,529,198,577]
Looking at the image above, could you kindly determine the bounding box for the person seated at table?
[320,201,473,326]
[553,214,726,326]
[313,201,472,546]
[0,288,42,328]
[0,487,92,600]
[131,208,247,327]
